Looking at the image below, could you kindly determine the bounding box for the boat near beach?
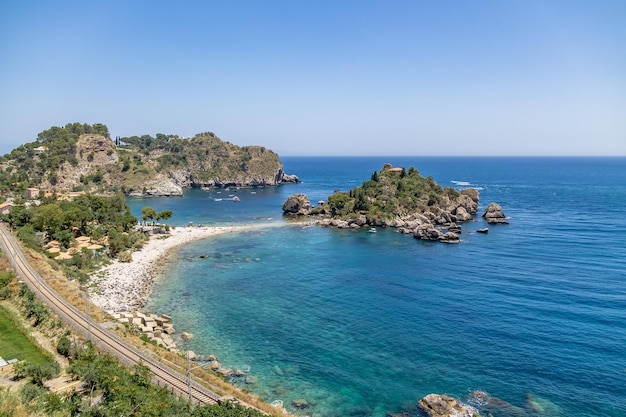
[369,227,377,233]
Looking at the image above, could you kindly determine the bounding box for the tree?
[156,209,173,222]
[32,204,63,236]
[57,336,71,357]
[141,206,157,223]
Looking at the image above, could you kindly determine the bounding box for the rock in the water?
[414,224,443,241]
[282,194,311,215]
[525,393,563,417]
[468,391,527,417]
[461,188,480,205]
[292,399,309,409]
[482,202,508,224]
[419,394,477,417]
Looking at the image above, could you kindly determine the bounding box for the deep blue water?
[126,157,626,417]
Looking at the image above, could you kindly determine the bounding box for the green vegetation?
[2,192,147,284]
[323,165,460,222]
[0,305,51,365]
[141,206,173,223]
[0,122,109,193]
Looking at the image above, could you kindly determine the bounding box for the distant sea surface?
[126,157,626,417]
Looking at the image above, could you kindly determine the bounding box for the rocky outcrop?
[282,194,311,215]
[413,224,461,243]
[419,394,477,417]
[482,202,508,224]
[143,177,183,196]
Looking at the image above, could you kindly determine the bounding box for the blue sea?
[126,157,626,417]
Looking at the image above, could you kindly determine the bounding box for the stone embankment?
[111,311,180,350]
[110,311,250,381]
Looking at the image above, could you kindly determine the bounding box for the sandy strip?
[90,225,252,313]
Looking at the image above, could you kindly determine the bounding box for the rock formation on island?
[282,163,507,243]
[282,193,311,215]
[0,122,300,198]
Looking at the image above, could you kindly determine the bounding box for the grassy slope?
[0,304,50,364]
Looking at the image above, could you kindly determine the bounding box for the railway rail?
[0,222,220,405]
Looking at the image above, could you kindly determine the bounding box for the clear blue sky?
[1,0,625,156]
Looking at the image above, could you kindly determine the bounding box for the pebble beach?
[90,225,246,312]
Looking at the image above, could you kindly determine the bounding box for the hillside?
[0,123,299,198]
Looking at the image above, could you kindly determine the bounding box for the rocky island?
[283,163,507,242]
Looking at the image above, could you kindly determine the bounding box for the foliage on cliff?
[321,165,460,222]
[0,123,290,197]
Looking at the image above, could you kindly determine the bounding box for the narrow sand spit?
[90,225,253,313]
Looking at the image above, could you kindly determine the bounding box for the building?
[0,202,14,215]
[33,146,48,154]
[25,187,40,199]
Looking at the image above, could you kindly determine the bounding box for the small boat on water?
[369,227,377,233]
[233,196,241,202]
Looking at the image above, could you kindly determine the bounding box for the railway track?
[0,223,220,405]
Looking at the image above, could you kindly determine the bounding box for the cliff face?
[9,130,299,197]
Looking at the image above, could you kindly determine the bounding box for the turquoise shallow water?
[127,157,626,417]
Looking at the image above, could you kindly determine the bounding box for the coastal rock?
[441,231,461,243]
[482,202,508,224]
[279,172,301,184]
[292,399,309,409]
[525,393,563,416]
[217,368,233,377]
[461,188,480,205]
[418,394,476,417]
[468,391,527,417]
[144,176,184,197]
[414,224,442,241]
[453,206,473,222]
[244,375,258,384]
[282,194,311,215]
[330,218,350,228]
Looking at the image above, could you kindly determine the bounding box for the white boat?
[233,196,241,202]
[369,227,377,233]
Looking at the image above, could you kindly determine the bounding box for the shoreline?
[89,224,261,312]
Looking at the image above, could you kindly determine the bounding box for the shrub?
[56,336,71,357]
[19,382,46,405]
[118,251,132,263]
